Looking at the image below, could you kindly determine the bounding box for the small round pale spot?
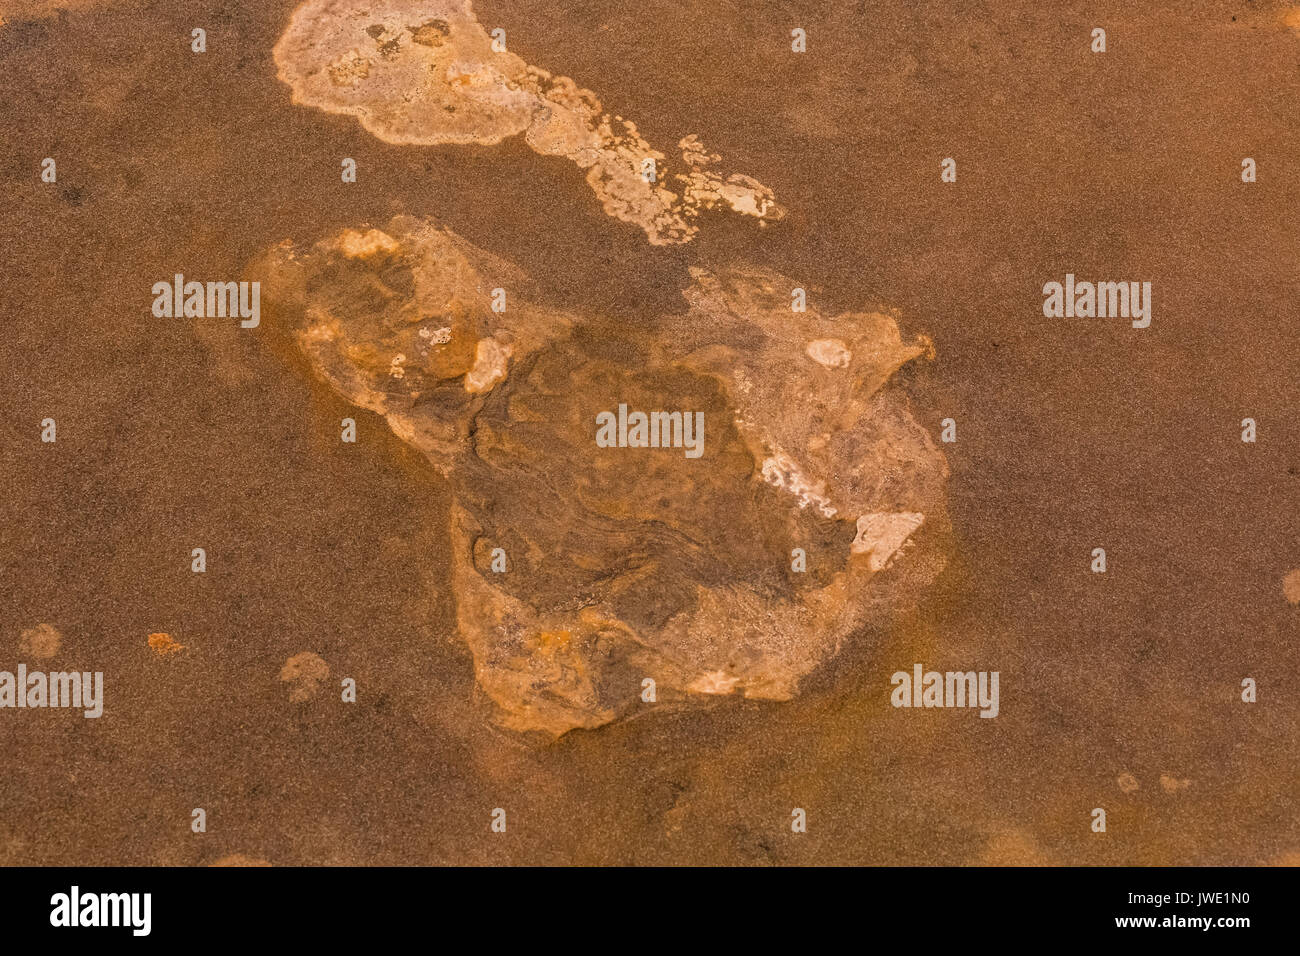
[805,338,851,368]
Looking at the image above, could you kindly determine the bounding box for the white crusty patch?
[805,338,852,368]
[464,337,510,393]
[760,451,837,518]
[852,512,925,571]
[418,325,453,345]
[687,670,741,695]
[272,0,780,245]
[334,228,400,259]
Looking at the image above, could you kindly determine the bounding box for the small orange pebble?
[148,632,185,655]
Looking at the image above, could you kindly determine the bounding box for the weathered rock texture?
[252,217,949,736]
[273,0,783,244]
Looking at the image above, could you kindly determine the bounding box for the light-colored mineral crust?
[272,0,782,244]
[252,217,949,737]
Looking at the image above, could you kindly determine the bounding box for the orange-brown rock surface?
[252,217,948,736]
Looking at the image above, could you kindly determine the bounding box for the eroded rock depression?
[251,218,950,736]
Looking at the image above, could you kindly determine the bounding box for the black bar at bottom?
[0,865,1281,941]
